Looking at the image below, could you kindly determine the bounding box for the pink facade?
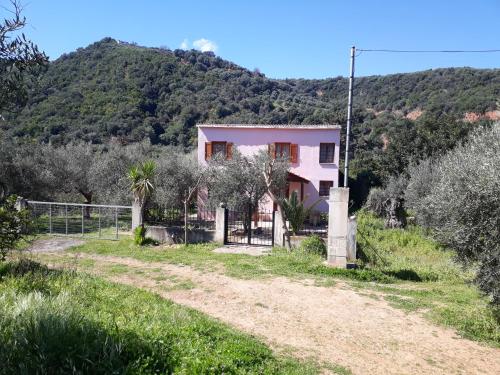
[197,124,341,213]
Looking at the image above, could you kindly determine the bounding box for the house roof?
[197,123,341,130]
[287,172,310,183]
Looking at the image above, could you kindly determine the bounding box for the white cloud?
[180,39,189,49]
[192,38,218,52]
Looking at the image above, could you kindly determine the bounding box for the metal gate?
[224,206,275,246]
[27,201,132,240]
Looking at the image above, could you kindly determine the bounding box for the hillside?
[1,38,499,203]
[3,38,499,146]
[3,38,339,146]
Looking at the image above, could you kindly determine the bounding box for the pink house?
[197,124,341,213]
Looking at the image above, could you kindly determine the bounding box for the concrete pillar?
[347,215,357,261]
[15,196,28,211]
[215,206,226,244]
[131,200,142,231]
[273,210,285,247]
[327,188,349,268]
[15,197,29,234]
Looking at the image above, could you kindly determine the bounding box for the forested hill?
[3,37,499,148]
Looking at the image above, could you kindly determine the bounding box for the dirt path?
[44,252,500,375]
[28,238,85,252]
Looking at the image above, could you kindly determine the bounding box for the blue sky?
[19,0,500,79]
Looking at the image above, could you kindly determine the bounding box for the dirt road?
[41,251,500,375]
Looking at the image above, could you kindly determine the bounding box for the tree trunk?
[384,198,406,229]
[81,191,92,219]
[278,206,291,250]
[184,200,188,245]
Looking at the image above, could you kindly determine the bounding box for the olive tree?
[207,150,268,211]
[155,150,211,244]
[404,158,441,226]
[408,123,500,304]
[0,140,55,200]
[0,140,157,205]
[206,150,272,236]
[45,143,96,210]
[89,144,144,205]
[1,0,47,113]
[257,150,291,248]
[365,175,407,228]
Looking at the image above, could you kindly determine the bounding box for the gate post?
[327,187,349,268]
[247,204,252,245]
[271,211,275,246]
[273,211,285,247]
[215,205,226,244]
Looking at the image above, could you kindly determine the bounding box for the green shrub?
[300,235,327,257]
[0,196,30,261]
[133,225,146,245]
[282,192,320,235]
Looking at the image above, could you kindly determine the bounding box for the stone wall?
[145,226,216,245]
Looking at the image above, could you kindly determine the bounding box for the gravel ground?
[43,252,500,375]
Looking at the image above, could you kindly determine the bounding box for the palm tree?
[128,160,156,227]
[282,191,320,236]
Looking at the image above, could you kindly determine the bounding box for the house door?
[224,205,275,246]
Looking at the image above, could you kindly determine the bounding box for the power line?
[357,48,500,53]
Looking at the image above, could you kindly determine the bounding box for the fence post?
[327,187,349,268]
[215,205,226,244]
[115,207,119,239]
[81,206,84,236]
[49,203,52,234]
[98,207,101,238]
[65,205,68,235]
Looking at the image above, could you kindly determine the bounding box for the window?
[319,143,335,163]
[205,142,233,160]
[275,143,290,159]
[269,143,298,163]
[319,180,333,197]
[212,141,227,157]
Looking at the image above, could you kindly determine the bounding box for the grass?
[52,210,500,347]
[0,259,324,374]
[353,211,499,347]
[356,210,466,282]
[66,238,396,283]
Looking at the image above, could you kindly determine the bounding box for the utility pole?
[344,46,355,187]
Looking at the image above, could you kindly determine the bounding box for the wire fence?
[27,201,132,240]
[144,205,216,231]
[297,214,329,238]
